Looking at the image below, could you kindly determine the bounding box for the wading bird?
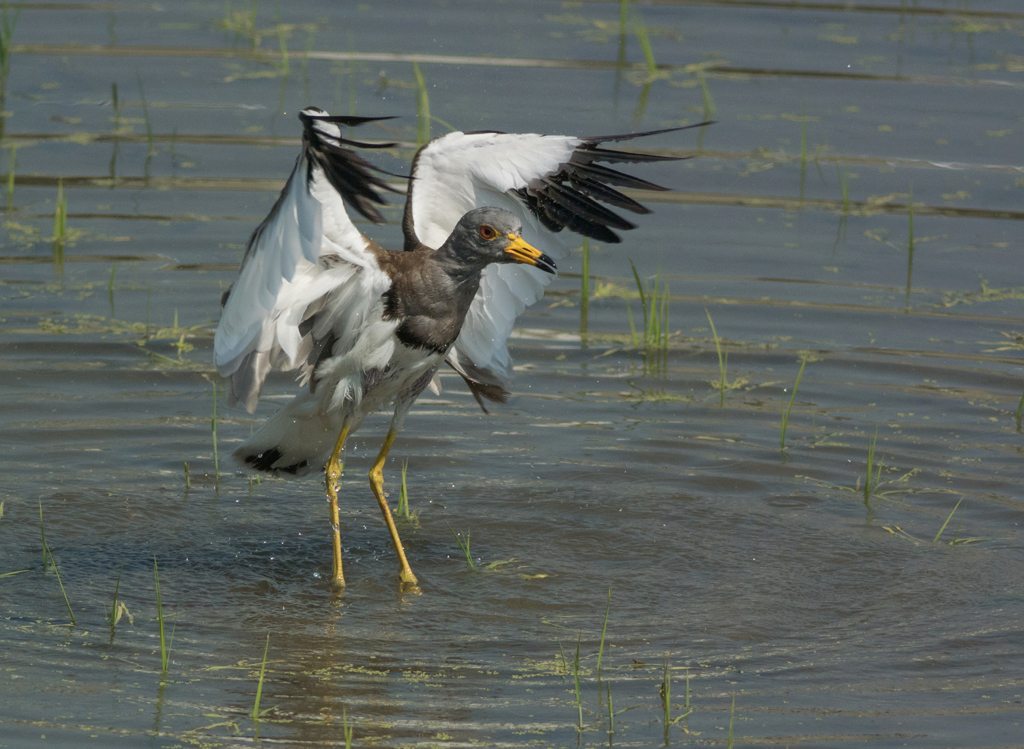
[214,107,702,589]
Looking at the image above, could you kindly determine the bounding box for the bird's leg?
[368,427,419,588]
[325,423,351,588]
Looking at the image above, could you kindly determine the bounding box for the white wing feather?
[409,131,583,384]
[214,117,389,411]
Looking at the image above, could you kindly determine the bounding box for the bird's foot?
[398,566,421,595]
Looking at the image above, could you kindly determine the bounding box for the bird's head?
[447,207,556,275]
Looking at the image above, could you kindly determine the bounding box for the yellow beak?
[503,234,556,274]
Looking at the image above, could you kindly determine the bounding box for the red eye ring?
[478,224,497,240]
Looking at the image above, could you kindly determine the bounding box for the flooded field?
[1,1,1023,747]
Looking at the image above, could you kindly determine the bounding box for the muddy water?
[1,1,1023,747]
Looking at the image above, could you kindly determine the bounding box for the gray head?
[444,207,556,275]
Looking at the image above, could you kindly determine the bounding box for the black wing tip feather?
[298,109,399,127]
[243,447,308,476]
[514,122,713,242]
[580,121,715,144]
[299,107,403,225]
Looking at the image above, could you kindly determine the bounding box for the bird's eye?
[478,225,497,240]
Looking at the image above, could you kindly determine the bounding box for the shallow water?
[2,1,1023,747]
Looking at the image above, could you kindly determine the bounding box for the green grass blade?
[780,354,808,450]
[596,586,611,681]
[39,500,50,570]
[662,654,671,739]
[109,564,124,634]
[51,558,75,625]
[211,380,219,480]
[629,259,648,340]
[39,503,75,625]
[864,429,879,503]
[626,302,638,347]
[136,72,153,157]
[154,555,167,672]
[799,103,807,204]
[632,13,656,76]
[412,61,430,146]
[607,681,614,734]
[573,633,583,730]
[932,497,964,544]
[698,71,716,120]
[1016,388,1024,433]
[343,706,354,749]
[705,308,726,406]
[6,145,15,207]
[446,523,474,569]
[252,632,270,719]
[727,695,736,748]
[837,163,850,213]
[905,185,914,311]
[398,458,409,518]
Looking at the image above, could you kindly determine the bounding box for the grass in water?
[698,70,716,121]
[39,502,75,625]
[627,259,670,373]
[136,73,154,159]
[218,0,260,47]
[5,145,14,209]
[38,501,50,570]
[727,695,736,748]
[108,564,132,638]
[834,163,851,248]
[580,238,590,338]
[661,654,671,744]
[556,637,569,674]
[932,497,964,544]
[632,12,657,77]
[705,308,727,407]
[108,263,116,312]
[396,458,418,522]
[343,706,354,749]
[799,103,807,205]
[0,0,20,92]
[837,163,851,213]
[252,632,270,719]
[572,633,583,731]
[596,586,611,681]
[780,354,808,450]
[153,555,170,673]
[905,185,915,311]
[111,81,121,126]
[211,379,220,480]
[607,681,614,736]
[413,61,430,146]
[275,11,290,77]
[52,178,67,273]
[1016,389,1024,433]
[862,429,883,504]
[301,29,314,102]
[183,461,191,492]
[447,523,474,569]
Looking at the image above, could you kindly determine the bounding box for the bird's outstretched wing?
[402,125,703,409]
[214,108,400,412]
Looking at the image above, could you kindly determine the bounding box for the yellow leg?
[369,427,419,588]
[325,423,351,588]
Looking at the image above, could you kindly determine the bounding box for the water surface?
[1,1,1023,747]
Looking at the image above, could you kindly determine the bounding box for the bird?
[214,106,704,590]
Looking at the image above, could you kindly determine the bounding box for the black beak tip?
[537,254,557,274]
